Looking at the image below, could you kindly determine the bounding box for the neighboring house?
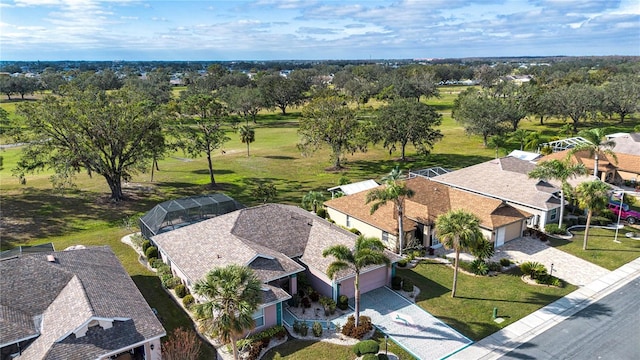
[431,156,576,230]
[324,176,531,250]
[150,204,398,333]
[327,179,379,198]
[538,149,621,183]
[0,247,165,360]
[608,133,640,184]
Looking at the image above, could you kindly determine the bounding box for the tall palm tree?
[238,124,255,156]
[193,264,262,360]
[365,167,415,255]
[570,128,617,178]
[509,129,532,151]
[574,180,611,250]
[323,236,390,327]
[528,159,587,229]
[435,209,484,297]
[301,190,325,213]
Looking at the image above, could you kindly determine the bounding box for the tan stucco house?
[0,247,166,360]
[151,204,398,333]
[325,176,531,250]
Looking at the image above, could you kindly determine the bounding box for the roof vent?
[46,255,56,263]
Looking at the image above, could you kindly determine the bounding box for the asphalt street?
[500,278,640,360]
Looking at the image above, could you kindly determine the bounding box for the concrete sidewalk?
[447,257,640,360]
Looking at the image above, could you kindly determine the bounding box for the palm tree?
[574,180,611,250]
[488,134,507,158]
[238,124,255,156]
[365,167,415,255]
[528,159,587,229]
[301,190,325,213]
[509,129,532,151]
[570,128,617,178]
[193,264,262,360]
[323,236,390,327]
[435,209,484,297]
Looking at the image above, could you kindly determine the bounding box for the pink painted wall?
[306,267,333,298]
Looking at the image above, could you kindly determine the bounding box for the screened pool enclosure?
[138,194,244,239]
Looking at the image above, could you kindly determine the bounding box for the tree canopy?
[15,85,165,201]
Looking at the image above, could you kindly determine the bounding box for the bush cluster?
[487,261,502,272]
[353,339,380,356]
[338,295,349,310]
[349,227,361,235]
[182,294,194,308]
[293,320,309,336]
[391,276,402,290]
[319,296,336,314]
[499,258,512,267]
[401,278,414,292]
[174,284,188,298]
[151,258,165,268]
[470,259,489,276]
[145,246,158,260]
[141,240,151,253]
[397,259,408,267]
[341,315,373,339]
[316,208,327,219]
[241,325,286,360]
[312,321,323,337]
[545,223,567,235]
[163,276,181,289]
[520,261,547,279]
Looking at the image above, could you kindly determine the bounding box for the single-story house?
[150,204,399,332]
[0,246,166,360]
[431,156,577,230]
[327,179,379,198]
[324,176,531,250]
[537,149,622,184]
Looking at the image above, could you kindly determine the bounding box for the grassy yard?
[262,330,416,360]
[549,226,640,270]
[397,261,577,341]
[1,88,638,359]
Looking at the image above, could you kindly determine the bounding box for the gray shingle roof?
[432,157,562,210]
[0,246,165,359]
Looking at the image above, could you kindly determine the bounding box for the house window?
[253,308,264,328]
[346,215,351,227]
[381,231,389,244]
[549,208,558,221]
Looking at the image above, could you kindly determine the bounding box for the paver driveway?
[333,287,472,360]
[490,236,611,286]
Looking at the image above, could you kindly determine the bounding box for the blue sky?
[1,0,639,61]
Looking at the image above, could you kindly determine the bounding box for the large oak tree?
[15,85,165,201]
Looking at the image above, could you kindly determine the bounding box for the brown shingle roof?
[325,177,530,234]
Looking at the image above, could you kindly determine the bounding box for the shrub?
[457,260,474,273]
[320,296,337,314]
[182,294,194,308]
[309,290,320,302]
[487,261,502,272]
[151,258,165,268]
[301,297,311,308]
[391,276,402,290]
[342,315,373,339]
[292,320,302,334]
[316,208,327,219]
[397,259,408,267]
[378,354,389,360]
[362,355,378,360]
[141,240,151,253]
[520,261,547,279]
[349,227,361,235]
[545,223,567,235]
[338,295,349,310]
[312,321,323,337]
[592,216,611,226]
[163,276,181,289]
[160,274,173,287]
[500,258,512,267]
[157,264,172,277]
[147,257,157,266]
[299,321,309,336]
[353,340,380,356]
[130,233,145,249]
[242,325,286,360]
[401,278,414,292]
[145,246,158,260]
[471,259,489,276]
[471,238,495,261]
[175,284,188,298]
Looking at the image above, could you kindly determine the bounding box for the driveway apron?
[333,287,472,360]
[490,237,611,286]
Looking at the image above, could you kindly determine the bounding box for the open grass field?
[1,86,638,359]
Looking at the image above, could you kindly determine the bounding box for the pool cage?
[138,194,244,239]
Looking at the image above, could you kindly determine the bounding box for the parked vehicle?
[607,203,640,224]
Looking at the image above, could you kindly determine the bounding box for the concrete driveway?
[490,237,611,287]
[333,287,472,360]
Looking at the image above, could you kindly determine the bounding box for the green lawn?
[2,89,639,359]
[397,261,577,341]
[549,226,640,270]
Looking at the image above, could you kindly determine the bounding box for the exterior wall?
[305,267,333,298]
[146,339,162,360]
[159,249,192,288]
[326,208,398,250]
[507,202,551,229]
[260,304,278,330]
[337,266,388,299]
